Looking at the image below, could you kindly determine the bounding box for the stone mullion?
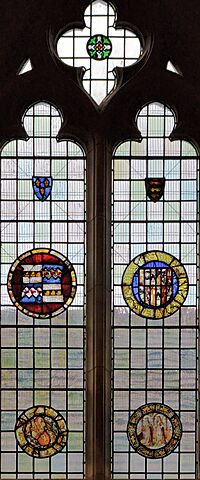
[86,134,112,480]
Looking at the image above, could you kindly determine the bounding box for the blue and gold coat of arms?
[32,177,52,201]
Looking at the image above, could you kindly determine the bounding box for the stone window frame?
[0,1,200,479]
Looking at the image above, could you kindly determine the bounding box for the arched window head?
[57,0,142,104]
[23,102,62,140]
[137,102,176,140]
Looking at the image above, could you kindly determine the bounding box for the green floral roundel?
[87,34,112,60]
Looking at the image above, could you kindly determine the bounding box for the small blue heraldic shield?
[32,177,53,201]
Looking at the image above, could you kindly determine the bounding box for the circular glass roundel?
[122,251,188,318]
[15,406,67,458]
[7,248,77,319]
[127,403,182,459]
[87,34,112,60]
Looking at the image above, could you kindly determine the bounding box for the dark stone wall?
[0,0,199,148]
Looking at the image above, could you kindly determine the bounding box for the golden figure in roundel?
[127,403,182,459]
[15,406,68,458]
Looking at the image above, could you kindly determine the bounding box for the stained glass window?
[0,102,86,478]
[111,102,198,478]
[57,0,142,104]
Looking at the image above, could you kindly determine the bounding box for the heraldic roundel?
[122,251,189,318]
[7,248,77,319]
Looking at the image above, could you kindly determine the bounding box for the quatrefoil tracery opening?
[57,0,142,104]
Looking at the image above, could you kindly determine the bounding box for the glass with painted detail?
[0,101,86,478]
[7,248,77,318]
[137,413,173,449]
[87,34,112,60]
[145,177,165,202]
[122,251,188,318]
[127,403,182,458]
[112,103,198,478]
[15,406,67,458]
[57,0,142,103]
[32,176,53,201]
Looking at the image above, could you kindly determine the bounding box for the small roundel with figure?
[127,403,182,459]
[15,406,68,458]
[7,248,77,319]
[122,251,188,318]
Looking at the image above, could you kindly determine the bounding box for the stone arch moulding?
[54,0,148,105]
[0,1,200,146]
[103,82,200,152]
[1,2,200,151]
[110,98,200,172]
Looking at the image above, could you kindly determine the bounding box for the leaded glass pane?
[0,102,86,478]
[112,102,198,479]
[57,0,142,104]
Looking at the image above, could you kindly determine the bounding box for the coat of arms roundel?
[122,251,188,318]
[7,248,77,319]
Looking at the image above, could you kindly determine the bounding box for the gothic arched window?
[0,1,199,479]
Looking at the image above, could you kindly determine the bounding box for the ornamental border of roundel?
[15,405,68,458]
[127,403,182,459]
[7,248,77,319]
[122,250,189,319]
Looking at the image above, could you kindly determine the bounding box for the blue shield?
[32,177,52,201]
